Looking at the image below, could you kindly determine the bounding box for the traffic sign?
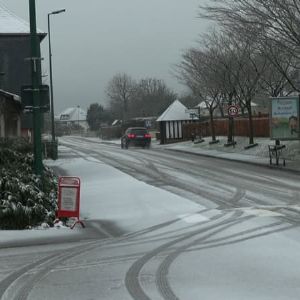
[228,105,239,117]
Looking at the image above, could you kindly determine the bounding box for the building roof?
[157,100,195,122]
[196,101,211,109]
[0,4,45,36]
[56,107,87,122]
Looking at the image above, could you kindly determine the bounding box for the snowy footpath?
[0,146,205,246]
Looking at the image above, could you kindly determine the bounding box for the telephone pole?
[29,0,43,176]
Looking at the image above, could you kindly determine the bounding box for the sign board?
[21,84,50,112]
[185,108,199,119]
[270,96,300,140]
[145,119,152,128]
[228,105,239,117]
[57,176,81,219]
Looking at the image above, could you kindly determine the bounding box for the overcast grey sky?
[1,0,208,113]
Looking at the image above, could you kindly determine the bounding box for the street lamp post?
[48,9,65,144]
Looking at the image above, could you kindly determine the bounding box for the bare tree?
[199,0,300,92]
[199,31,240,144]
[200,0,300,47]
[176,47,222,142]
[258,38,300,95]
[106,73,135,122]
[259,50,295,97]
[178,27,269,145]
[179,93,199,108]
[132,78,176,117]
[227,31,268,144]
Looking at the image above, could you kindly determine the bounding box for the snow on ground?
[87,135,300,160]
[47,153,205,230]
[0,145,205,244]
[0,224,81,246]
[1,135,299,244]
[160,136,300,160]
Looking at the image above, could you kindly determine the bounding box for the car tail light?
[127,134,136,138]
[144,134,151,138]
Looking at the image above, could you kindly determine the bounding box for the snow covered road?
[1,136,300,300]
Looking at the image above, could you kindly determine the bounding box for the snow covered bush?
[0,139,58,229]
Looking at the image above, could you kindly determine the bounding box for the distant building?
[56,107,88,131]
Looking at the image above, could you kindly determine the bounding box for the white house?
[56,106,88,131]
[157,100,196,144]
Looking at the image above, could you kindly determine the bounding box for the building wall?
[159,120,194,144]
[0,35,32,94]
[0,96,21,138]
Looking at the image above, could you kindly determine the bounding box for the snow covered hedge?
[0,139,58,229]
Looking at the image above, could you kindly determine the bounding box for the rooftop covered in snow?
[0,4,46,37]
[157,99,196,122]
[56,107,87,122]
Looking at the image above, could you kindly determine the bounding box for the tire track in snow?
[155,219,291,300]
[59,140,244,208]
[0,216,202,300]
[0,240,105,300]
[124,211,242,300]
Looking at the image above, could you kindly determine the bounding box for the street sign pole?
[232,117,235,148]
[228,105,239,148]
[29,0,43,176]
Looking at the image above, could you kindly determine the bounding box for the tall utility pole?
[29,0,43,176]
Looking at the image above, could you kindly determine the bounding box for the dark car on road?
[121,127,151,149]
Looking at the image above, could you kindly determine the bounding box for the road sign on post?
[228,105,239,117]
[227,105,239,148]
[57,176,84,229]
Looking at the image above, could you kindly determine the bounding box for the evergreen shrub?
[0,139,57,229]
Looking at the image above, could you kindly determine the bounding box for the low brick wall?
[183,117,270,138]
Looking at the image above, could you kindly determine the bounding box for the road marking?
[179,213,209,224]
[237,208,283,217]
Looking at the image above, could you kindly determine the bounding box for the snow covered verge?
[87,135,300,161]
[175,136,300,160]
[0,139,57,230]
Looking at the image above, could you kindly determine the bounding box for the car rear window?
[130,129,148,134]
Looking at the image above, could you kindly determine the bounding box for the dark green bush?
[0,139,57,229]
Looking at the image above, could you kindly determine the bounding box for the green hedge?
[0,139,57,229]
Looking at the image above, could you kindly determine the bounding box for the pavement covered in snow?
[49,152,204,230]
[0,144,206,246]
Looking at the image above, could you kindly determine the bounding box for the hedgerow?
[0,138,57,229]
